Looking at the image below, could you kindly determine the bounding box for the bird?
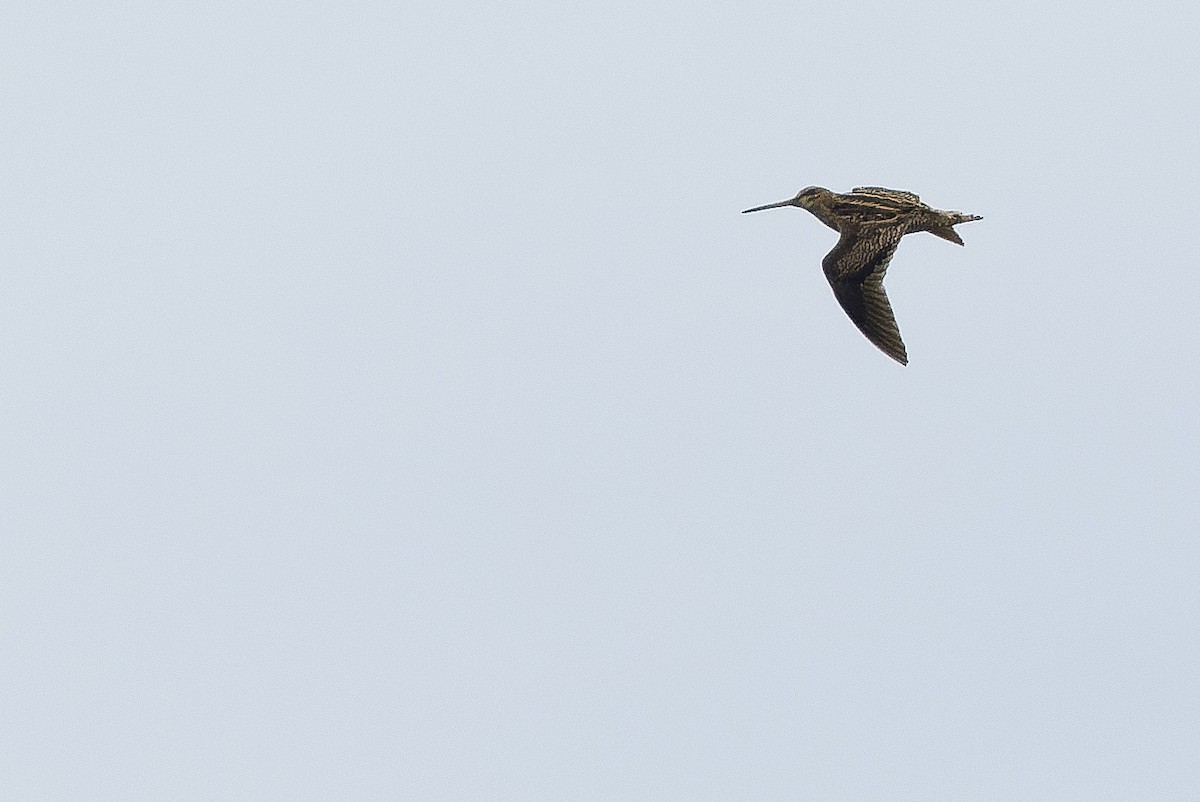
[742,185,982,365]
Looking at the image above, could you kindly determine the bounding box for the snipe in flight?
[742,186,982,365]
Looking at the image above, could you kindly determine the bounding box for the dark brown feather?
[823,227,908,365]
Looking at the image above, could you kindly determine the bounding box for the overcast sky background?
[3,1,1199,798]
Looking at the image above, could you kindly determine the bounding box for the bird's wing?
[830,193,908,224]
[822,227,908,365]
[850,186,921,204]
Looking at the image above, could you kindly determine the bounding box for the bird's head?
[742,186,828,214]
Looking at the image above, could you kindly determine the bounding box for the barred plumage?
[742,185,982,365]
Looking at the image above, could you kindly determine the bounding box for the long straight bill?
[741,198,795,214]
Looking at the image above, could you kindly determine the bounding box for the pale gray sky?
[3,1,1199,798]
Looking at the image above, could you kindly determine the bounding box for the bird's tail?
[928,212,982,245]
